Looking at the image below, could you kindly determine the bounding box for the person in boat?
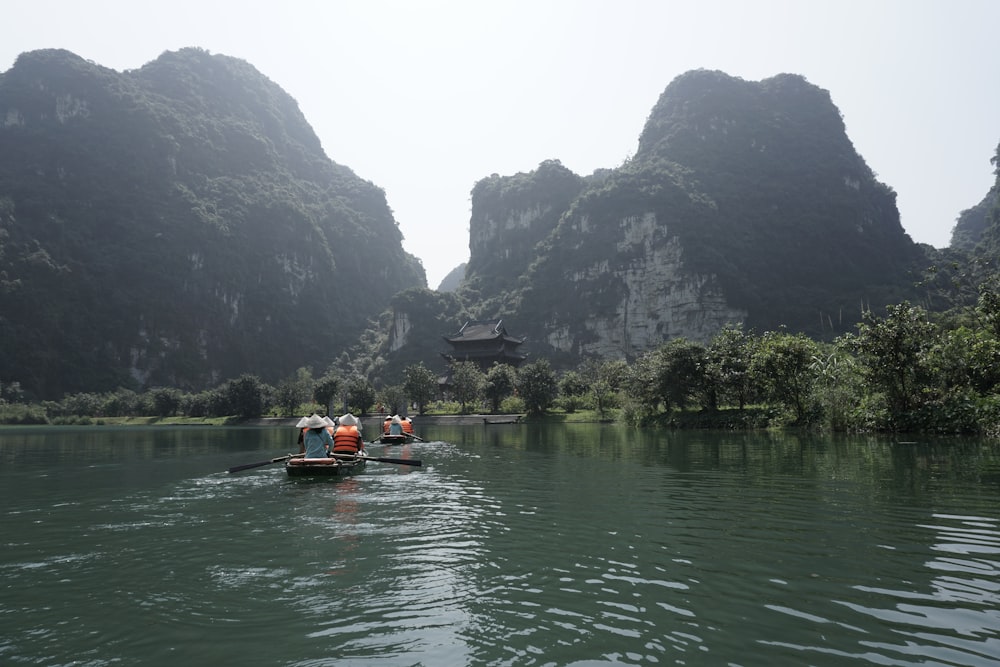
[333,413,364,455]
[295,415,309,453]
[401,416,414,435]
[301,413,334,458]
[383,415,393,435]
[388,414,404,436]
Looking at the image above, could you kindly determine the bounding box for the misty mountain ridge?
[421,70,928,370]
[0,48,423,399]
[0,50,985,399]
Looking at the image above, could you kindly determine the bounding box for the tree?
[344,375,376,416]
[181,390,214,418]
[851,302,935,421]
[556,370,588,413]
[221,374,269,419]
[274,367,314,416]
[582,358,628,418]
[706,325,757,410]
[0,380,24,404]
[313,373,341,415]
[516,359,558,416]
[403,362,439,414]
[629,352,665,416]
[659,338,708,410]
[61,392,104,417]
[149,386,182,417]
[450,361,485,413]
[752,331,819,423]
[101,388,141,417]
[809,339,862,432]
[484,363,517,413]
[631,338,707,413]
[378,384,407,415]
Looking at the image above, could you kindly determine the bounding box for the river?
[1,423,998,666]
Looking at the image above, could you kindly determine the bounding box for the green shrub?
[0,403,49,425]
[500,396,526,414]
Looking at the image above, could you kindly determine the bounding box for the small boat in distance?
[483,415,522,425]
[377,433,415,445]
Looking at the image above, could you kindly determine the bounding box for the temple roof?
[443,319,524,345]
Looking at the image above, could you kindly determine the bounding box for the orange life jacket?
[383,418,392,434]
[333,424,361,453]
[402,419,414,434]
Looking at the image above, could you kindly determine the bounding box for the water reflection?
[2,425,999,666]
[828,513,1000,665]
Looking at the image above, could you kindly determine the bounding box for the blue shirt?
[303,428,333,458]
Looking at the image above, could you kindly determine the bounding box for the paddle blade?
[227,459,273,473]
[227,454,292,474]
[370,456,422,466]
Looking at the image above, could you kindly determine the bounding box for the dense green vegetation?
[6,280,1000,436]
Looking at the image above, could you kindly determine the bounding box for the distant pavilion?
[438,320,526,395]
[441,319,527,371]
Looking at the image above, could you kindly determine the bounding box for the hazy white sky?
[3,0,998,288]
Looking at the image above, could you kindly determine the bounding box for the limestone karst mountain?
[448,70,926,367]
[0,48,424,398]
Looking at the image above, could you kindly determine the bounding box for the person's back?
[300,414,333,457]
[333,413,363,454]
[303,428,333,457]
[389,415,403,435]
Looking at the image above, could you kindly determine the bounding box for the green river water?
[1,423,998,666]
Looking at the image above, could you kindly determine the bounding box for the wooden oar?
[330,452,422,467]
[409,433,427,442]
[227,453,303,474]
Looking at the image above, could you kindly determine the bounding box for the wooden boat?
[484,416,522,424]
[285,452,367,478]
[377,433,414,445]
[227,450,420,476]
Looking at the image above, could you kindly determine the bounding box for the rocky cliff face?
[950,141,1000,253]
[0,48,424,398]
[460,70,924,366]
[464,160,584,296]
[543,213,746,356]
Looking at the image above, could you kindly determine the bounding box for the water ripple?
[4,428,999,666]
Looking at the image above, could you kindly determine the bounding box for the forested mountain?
[1,52,974,398]
[435,263,466,292]
[950,141,1000,254]
[425,70,928,368]
[0,48,424,399]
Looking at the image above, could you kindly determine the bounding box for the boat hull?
[285,455,366,478]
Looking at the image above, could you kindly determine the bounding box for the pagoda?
[441,319,526,371]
